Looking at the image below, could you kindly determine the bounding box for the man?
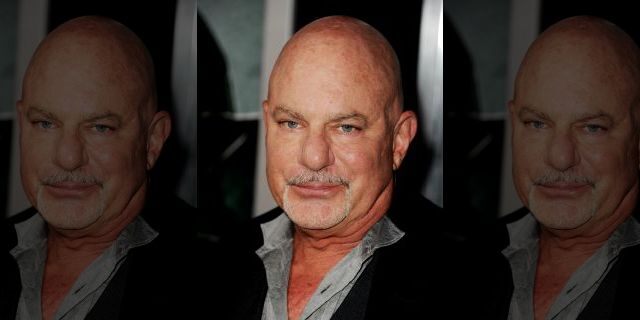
[225,16,457,319]
[488,16,640,319]
[1,16,213,319]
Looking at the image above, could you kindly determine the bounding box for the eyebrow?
[518,106,614,124]
[518,106,550,120]
[272,106,305,121]
[83,111,123,126]
[327,112,369,126]
[26,106,58,121]
[272,105,369,126]
[572,111,614,124]
[25,107,122,126]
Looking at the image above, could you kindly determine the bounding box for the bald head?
[18,16,172,234]
[510,16,640,233]
[269,16,403,121]
[23,16,157,121]
[514,16,640,116]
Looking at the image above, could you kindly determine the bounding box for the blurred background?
[5,0,634,235]
[197,0,444,233]
[446,0,640,233]
[1,0,197,217]
[2,0,444,237]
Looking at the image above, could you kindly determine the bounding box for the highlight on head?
[268,16,404,126]
[513,16,640,121]
[22,16,158,125]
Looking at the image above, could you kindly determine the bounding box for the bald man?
[1,16,214,319]
[224,16,458,320]
[482,16,640,319]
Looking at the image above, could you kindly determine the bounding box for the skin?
[18,16,171,320]
[264,16,417,320]
[509,16,640,319]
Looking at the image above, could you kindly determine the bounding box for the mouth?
[535,182,593,198]
[290,182,345,198]
[43,182,100,198]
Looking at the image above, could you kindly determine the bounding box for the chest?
[287,266,325,320]
[41,266,83,320]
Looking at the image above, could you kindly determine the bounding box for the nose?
[54,129,87,171]
[300,129,334,171]
[546,129,579,172]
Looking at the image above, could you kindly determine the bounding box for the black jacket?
[222,192,465,319]
[468,207,640,319]
[0,194,221,319]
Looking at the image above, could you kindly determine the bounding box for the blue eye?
[525,120,546,129]
[36,120,54,129]
[94,124,113,133]
[340,124,356,133]
[584,124,605,133]
[280,120,299,129]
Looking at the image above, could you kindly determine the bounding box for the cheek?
[582,141,636,181]
[266,134,297,171]
[85,139,146,183]
[512,131,544,172]
[334,141,388,179]
[20,130,54,181]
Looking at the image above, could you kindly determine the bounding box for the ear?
[508,100,516,123]
[392,110,418,170]
[146,111,172,170]
[262,100,270,133]
[16,100,24,131]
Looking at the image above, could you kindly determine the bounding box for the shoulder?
[121,195,224,317]
[3,207,38,251]
[385,192,461,249]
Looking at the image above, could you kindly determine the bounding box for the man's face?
[264,43,397,231]
[19,45,149,232]
[511,48,640,231]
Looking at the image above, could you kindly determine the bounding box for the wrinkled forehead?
[271,31,400,111]
[515,28,640,117]
[22,18,155,118]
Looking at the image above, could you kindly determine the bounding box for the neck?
[46,184,146,260]
[291,182,393,266]
[538,182,638,261]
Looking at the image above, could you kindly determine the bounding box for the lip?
[44,182,99,198]
[290,183,344,198]
[536,183,592,198]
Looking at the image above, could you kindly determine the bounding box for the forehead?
[516,45,635,118]
[23,40,143,118]
[270,40,390,119]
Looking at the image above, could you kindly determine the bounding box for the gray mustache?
[287,172,349,186]
[42,172,102,186]
[534,174,594,187]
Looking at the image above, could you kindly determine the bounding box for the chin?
[529,198,595,230]
[36,193,105,231]
[284,202,349,230]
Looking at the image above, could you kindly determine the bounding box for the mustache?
[286,171,349,186]
[533,173,595,187]
[42,172,103,187]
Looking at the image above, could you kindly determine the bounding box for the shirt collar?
[257,212,405,259]
[10,211,158,259]
[503,211,640,258]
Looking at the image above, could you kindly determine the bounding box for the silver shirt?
[10,213,158,320]
[257,213,404,320]
[503,212,640,320]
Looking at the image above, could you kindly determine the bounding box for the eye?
[34,120,54,129]
[279,120,299,129]
[339,124,357,133]
[93,124,114,133]
[584,124,606,133]
[39,121,53,129]
[525,120,546,129]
